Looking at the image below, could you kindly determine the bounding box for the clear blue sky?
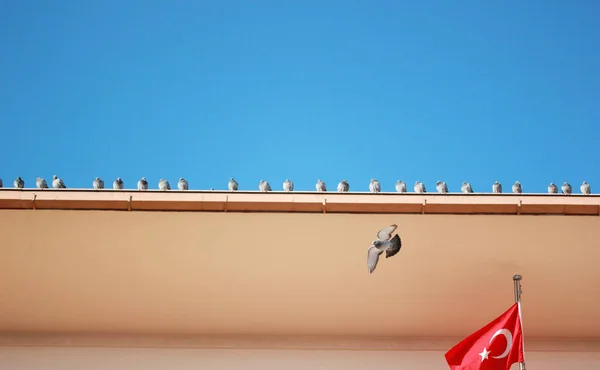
[1,0,599,192]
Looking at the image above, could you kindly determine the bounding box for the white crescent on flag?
[490,329,513,359]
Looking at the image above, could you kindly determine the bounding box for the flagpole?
[513,274,526,370]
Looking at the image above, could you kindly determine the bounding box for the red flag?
[445,302,524,370]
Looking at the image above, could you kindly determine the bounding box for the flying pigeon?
[395,180,407,193]
[138,177,148,191]
[369,179,381,193]
[436,181,448,193]
[548,183,558,194]
[414,181,426,193]
[581,181,591,195]
[337,180,349,192]
[178,178,188,191]
[316,179,327,192]
[492,181,502,194]
[36,177,48,189]
[93,177,104,190]
[367,224,402,274]
[228,178,239,191]
[461,182,473,193]
[283,179,293,192]
[113,178,124,190]
[158,179,171,191]
[52,175,66,189]
[259,180,272,192]
[512,181,522,194]
[14,177,24,189]
[561,182,572,195]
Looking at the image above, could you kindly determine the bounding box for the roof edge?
[0,189,599,215]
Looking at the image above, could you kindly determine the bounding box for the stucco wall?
[1,209,599,339]
[1,347,600,370]
[1,208,599,369]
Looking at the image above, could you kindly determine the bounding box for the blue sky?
[1,1,599,193]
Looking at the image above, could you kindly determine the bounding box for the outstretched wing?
[367,246,382,274]
[385,234,402,258]
[376,224,398,241]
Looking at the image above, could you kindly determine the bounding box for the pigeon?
[337,180,349,192]
[561,182,572,195]
[259,180,272,192]
[461,182,473,194]
[581,181,591,195]
[178,178,188,191]
[548,183,558,194]
[283,179,293,192]
[369,179,381,193]
[492,181,502,194]
[93,177,104,190]
[367,224,402,274]
[138,177,148,191]
[512,181,522,194]
[436,181,448,193]
[36,177,48,189]
[158,179,171,191]
[414,181,426,193]
[14,177,24,189]
[52,175,66,189]
[113,178,124,190]
[316,179,327,192]
[228,178,239,191]
[395,180,407,193]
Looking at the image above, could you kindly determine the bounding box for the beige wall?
[1,209,600,338]
[1,207,600,368]
[1,347,600,370]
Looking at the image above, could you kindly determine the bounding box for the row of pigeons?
[0,176,594,194]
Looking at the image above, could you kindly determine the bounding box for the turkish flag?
[445,302,524,370]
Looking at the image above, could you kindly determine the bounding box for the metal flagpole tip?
[513,274,522,281]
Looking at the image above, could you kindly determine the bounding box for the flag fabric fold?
[445,302,524,370]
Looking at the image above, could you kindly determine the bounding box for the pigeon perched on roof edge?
[259,180,271,192]
[436,181,448,193]
[36,177,48,189]
[396,180,407,193]
[283,179,293,192]
[512,181,522,194]
[581,181,591,195]
[113,178,124,190]
[414,181,426,193]
[492,181,502,194]
[138,177,148,191]
[14,177,24,189]
[178,178,188,191]
[461,182,473,194]
[337,180,349,192]
[316,179,327,192]
[158,179,171,191]
[369,179,381,193]
[93,177,104,190]
[52,175,66,189]
[228,178,239,191]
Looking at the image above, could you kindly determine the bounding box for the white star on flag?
[479,347,490,361]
